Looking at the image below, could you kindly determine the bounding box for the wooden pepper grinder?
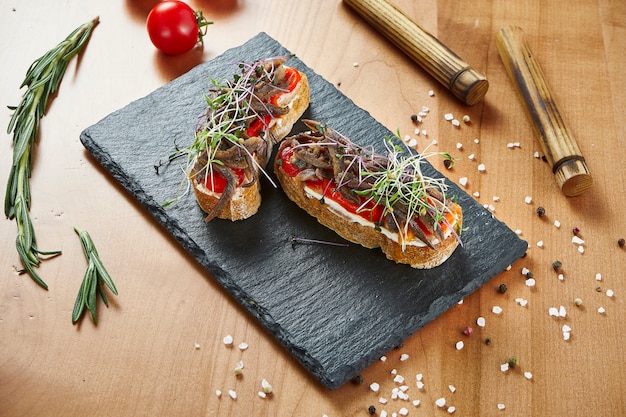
[496,26,593,197]
[344,0,488,106]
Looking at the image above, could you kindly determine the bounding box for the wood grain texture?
[1,1,624,416]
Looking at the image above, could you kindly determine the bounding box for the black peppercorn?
[368,405,376,415]
[498,283,507,293]
[536,206,546,217]
[552,260,562,271]
[618,238,625,248]
[352,375,364,385]
[410,114,418,123]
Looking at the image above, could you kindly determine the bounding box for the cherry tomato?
[146,1,211,55]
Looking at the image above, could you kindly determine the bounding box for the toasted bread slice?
[191,62,310,221]
[274,124,463,269]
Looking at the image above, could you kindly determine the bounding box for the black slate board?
[80,33,527,389]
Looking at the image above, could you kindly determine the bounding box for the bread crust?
[192,66,309,221]
[274,137,463,269]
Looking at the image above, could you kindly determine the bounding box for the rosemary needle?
[4,17,99,289]
[72,226,118,324]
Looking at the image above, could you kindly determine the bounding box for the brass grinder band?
[344,0,488,105]
[495,25,592,197]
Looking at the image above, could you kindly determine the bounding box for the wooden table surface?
[1,1,624,416]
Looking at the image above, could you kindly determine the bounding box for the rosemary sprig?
[72,226,118,324]
[4,17,99,289]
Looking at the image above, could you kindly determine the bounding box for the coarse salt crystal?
[261,379,273,393]
[449,385,456,393]
[559,306,567,317]
[228,390,237,400]
[524,371,533,380]
[400,353,410,361]
[452,119,461,127]
[477,316,486,327]
[468,153,475,160]
[515,229,522,235]
[416,381,425,390]
[493,196,500,202]
[258,391,267,398]
[572,236,585,245]
[370,382,380,392]
[473,191,480,198]
[606,289,614,297]
[215,390,222,398]
[595,273,602,281]
[474,138,480,144]
[422,106,430,113]
[578,246,585,254]
[521,267,530,276]
[536,241,544,248]
[380,355,387,361]
[379,397,388,404]
[223,335,233,346]
[598,307,606,314]
[380,412,387,417]
[429,90,435,96]
[421,129,428,136]
[416,373,423,381]
[353,62,359,67]
[394,374,405,384]
[413,399,421,407]
[194,342,201,349]
[554,220,561,228]
[500,363,509,372]
[497,403,506,410]
[391,368,397,375]
[238,342,248,350]
[456,341,464,350]
[562,324,571,332]
[448,406,456,413]
[477,163,486,172]
[445,113,454,121]
[525,196,532,204]
[399,407,409,416]
[456,142,463,149]
[408,138,417,147]
[436,397,447,407]
[558,274,564,281]
[234,360,244,375]
[534,151,541,158]
[525,278,536,287]
[459,177,468,187]
[563,331,571,341]
[492,306,503,314]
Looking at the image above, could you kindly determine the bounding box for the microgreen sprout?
[164,57,293,204]
[354,135,460,248]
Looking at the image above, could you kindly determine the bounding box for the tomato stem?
[194,10,213,46]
